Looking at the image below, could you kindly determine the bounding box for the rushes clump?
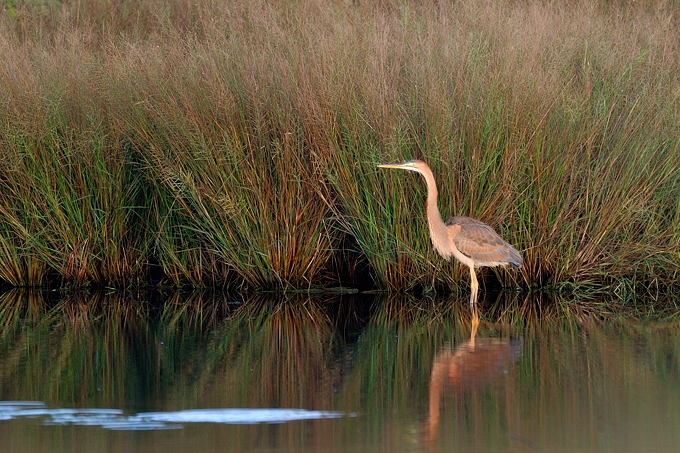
[119,38,338,289]
[0,39,147,287]
[0,0,678,294]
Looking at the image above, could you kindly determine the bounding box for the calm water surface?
[0,291,678,452]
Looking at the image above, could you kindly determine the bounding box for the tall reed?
[0,0,678,293]
[313,0,680,291]
[0,38,148,287]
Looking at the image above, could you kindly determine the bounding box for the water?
[0,290,678,452]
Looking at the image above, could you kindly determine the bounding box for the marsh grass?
[0,0,678,295]
[0,42,149,287]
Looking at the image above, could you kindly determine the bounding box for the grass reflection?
[337,294,680,452]
[0,291,341,413]
[198,295,337,409]
[152,294,343,452]
[0,291,678,452]
[0,291,153,408]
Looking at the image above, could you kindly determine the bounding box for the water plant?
[0,0,677,295]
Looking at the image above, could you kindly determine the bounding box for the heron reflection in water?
[426,305,523,445]
[377,159,522,305]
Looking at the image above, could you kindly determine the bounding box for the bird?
[377,159,522,305]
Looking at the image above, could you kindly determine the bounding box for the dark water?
[0,290,679,452]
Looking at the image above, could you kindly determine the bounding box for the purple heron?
[378,159,522,304]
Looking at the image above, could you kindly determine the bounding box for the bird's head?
[377,159,428,174]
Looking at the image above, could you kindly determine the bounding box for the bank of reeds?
[0,0,679,295]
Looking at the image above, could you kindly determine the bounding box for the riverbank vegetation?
[0,0,679,297]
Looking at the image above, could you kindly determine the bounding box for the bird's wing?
[446,216,522,267]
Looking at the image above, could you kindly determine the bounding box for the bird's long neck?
[419,167,450,257]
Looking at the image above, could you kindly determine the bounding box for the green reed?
[0,37,149,287]
[0,0,678,294]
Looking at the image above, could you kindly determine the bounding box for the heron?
[378,159,522,305]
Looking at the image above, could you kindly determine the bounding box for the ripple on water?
[0,402,348,431]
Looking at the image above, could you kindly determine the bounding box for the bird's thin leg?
[469,266,479,307]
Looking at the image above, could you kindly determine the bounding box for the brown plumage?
[378,159,522,304]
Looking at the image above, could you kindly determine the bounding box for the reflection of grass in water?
[338,297,468,421]
[0,290,48,335]
[330,294,662,447]
[160,291,237,331]
[504,313,680,453]
[1,290,678,446]
[340,294,680,451]
[0,291,154,408]
[192,295,337,409]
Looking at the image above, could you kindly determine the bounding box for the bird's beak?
[377,161,413,170]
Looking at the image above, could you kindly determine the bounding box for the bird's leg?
[468,266,479,307]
